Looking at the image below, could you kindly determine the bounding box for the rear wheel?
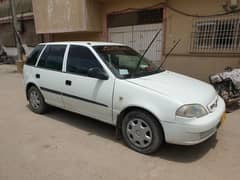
[122,110,163,154]
[28,86,48,114]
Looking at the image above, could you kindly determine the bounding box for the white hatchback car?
[24,42,226,154]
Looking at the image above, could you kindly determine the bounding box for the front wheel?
[122,110,164,154]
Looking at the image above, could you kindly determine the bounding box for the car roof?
[39,41,125,47]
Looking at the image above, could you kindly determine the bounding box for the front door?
[62,45,115,124]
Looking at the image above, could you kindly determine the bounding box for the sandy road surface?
[0,65,239,180]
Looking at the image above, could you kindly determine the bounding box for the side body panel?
[112,78,181,126]
[62,73,115,124]
[23,65,39,92]
[33,68,66,108]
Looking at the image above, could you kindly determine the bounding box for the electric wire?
[110,2,240,18]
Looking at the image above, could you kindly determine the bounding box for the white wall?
[2,44,34,58]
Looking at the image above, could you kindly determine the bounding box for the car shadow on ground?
[32,106,219,163]
[155,135,218,162]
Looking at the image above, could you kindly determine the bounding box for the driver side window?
[66,45,103,76]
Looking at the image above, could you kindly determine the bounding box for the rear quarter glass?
[26,45,45,66]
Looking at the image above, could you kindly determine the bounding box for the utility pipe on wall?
[9,0,21,61]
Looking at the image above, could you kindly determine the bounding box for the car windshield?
[93,45,164,79]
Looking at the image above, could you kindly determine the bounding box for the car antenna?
[132,28,162,77]
[158,39,181,69]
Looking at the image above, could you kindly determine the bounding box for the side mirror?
[88,67,109,80]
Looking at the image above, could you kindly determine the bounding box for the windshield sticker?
[119,69,129,75]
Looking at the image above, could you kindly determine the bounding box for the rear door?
[35,44,67,108]
[62,45,115,124]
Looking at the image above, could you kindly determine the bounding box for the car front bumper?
[162,97,226,145]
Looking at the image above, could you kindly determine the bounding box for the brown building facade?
[3,0,240,81]
[0,0,40,56]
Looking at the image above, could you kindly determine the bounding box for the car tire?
[121,110,163,154]
[28,86,48,114]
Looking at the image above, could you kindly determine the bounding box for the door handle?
[65,80,72,86]
[35,74,40,79]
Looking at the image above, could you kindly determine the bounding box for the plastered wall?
[38,0,240,81]
[32,0,102,34]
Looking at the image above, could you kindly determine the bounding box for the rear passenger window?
[66,45,102,76]
[37,45,66,71]
[26,45,44,66]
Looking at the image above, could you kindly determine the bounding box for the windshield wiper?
[132,29,162,78]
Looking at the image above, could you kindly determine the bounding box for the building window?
[190,15,240,53]
[107,8,163,28]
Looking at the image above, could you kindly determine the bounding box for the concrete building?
[32,0,240,81]
[0,0,40,56]
[1,0,240,81]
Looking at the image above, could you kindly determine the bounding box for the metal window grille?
[190,14,240,54]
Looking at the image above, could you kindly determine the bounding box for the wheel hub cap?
[30,90,41,109]
[126,118,153,148]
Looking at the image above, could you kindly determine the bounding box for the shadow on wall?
[31,105,219,163]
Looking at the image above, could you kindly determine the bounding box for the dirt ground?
[0,64,240,180]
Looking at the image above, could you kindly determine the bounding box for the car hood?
[127,71,217,105]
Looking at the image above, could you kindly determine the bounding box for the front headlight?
[176,104,208,118]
